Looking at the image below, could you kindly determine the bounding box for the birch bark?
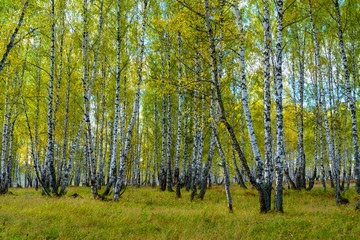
[44,0,57,194]
[160,55,167,191]
[174,30,183,197]
[274,0,284,212]
[166,42,173,192]
[113,0,148,200]
[263,0,273,207]
[103,0,121,196]
[0,0,29,75]
[204,0,268,212]
[152,87,158,188]
[309,0,343,204]
[334,0,360,204]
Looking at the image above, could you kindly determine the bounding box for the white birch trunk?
[58,40,72,189]
[190,52,200,200]
[274,0,284,212]
[103,0,121,196]
[233,2,270,208]
[113,0,148,200]
[152,89,158,188]
[263,0,273,210]
[181,111,188,185]
[174,30,183,197]
[309,0,341,204]
[160,56,167,191]
[204,0,268,212]
[166,45,173,192]
[22,99,51,196]
[44,0,57,194]
[334,0,360,203]
[0,0,29,75]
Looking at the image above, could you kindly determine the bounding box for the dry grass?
[0,182,359,239]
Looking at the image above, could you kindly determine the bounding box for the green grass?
[1,183,359,239]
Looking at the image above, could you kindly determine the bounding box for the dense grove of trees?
[1,0,360,212]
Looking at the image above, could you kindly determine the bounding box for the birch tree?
[274,0,284,212]
[113,0,148,201]
[334,0,360,207]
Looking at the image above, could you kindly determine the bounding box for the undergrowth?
[0,182,359,239]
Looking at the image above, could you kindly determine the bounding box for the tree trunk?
[160,53,167,192]
[113,0,148,201]
[103,0,120,197]
[174,30,183,198]
[22,99,51,196]
[166,44,173,192]
[334,0,360,204]
[152,88,158,188]
[181,111,188,187]
[190,51,200,200]
[204,0,268,213]
[198,86,217,199]
[0,0,29,75]
[273,0,284,212]
[43,0,57,195]
[57,37,72,190]
[263,0,273,209]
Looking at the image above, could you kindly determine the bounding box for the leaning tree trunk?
[81,0,104,199]
[232,0,269,212]
[113,0,148,201]
[0,89,9,194]
[7,108,17,189]
[0,0,29,75]
[334,0,360,207]
[59,117,85,196]
[210,57,232,211]
[198,89,217,200]
[204,0,268,213]
[113,81,142,200]
[198,133,216,199]
[211,120,233,212]
[231,86,246,189]
[309,0,344,205]
[22,99,50,196]
[103,0,120,196]
[198,68,224,198]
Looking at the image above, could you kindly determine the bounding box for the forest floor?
[0,182,360,240]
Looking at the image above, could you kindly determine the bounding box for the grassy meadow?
[0,182,360,239]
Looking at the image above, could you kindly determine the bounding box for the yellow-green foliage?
[1,183,360,240]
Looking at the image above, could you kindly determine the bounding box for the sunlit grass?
[0,182,359,239]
